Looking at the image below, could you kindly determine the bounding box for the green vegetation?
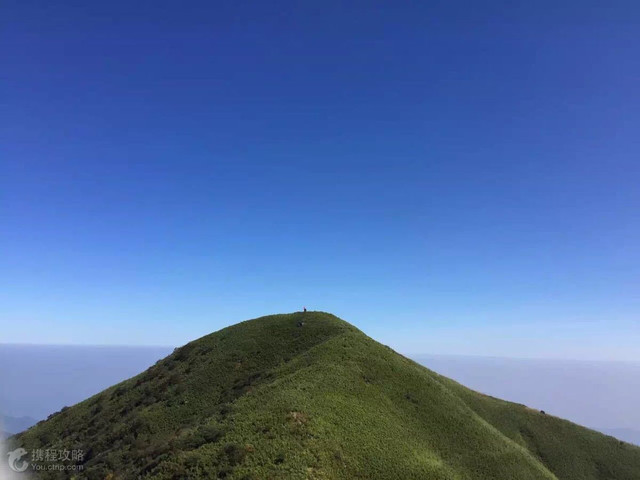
[11,312,640,479]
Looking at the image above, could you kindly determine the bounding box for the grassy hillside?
[11,312,640,479]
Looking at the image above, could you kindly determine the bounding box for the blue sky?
[2,1,639,359]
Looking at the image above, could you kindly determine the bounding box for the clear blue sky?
[2,1,639,359]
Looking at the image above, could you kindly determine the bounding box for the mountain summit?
[11,312,640,479]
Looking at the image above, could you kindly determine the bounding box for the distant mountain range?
[0,414,37,436]
[8,312,640,479]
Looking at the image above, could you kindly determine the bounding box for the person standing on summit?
[303,307,307,313]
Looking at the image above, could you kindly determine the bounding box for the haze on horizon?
[2,1,639,360]
[1,343,639,446]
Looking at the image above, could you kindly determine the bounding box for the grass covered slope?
[12,312,640,479]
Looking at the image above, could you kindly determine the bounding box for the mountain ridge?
[10,312,640,479]
[600,428,640,447]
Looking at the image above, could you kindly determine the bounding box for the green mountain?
[11,312,640,479]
